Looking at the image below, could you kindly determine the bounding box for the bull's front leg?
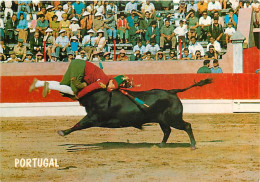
[57,115,95,136]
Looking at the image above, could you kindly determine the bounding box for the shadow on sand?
[58,142,191,152]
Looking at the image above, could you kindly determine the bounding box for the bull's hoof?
[57,130,65,136]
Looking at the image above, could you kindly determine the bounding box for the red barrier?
[243,47,260,73]
[1,74,259,103]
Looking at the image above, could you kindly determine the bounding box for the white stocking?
[35,80,74,95]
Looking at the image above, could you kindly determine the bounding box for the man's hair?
[202,11,207,15]
[203,60,210,65]
[146,51,151,55]
[229,9,234,13]
[184,48,189,52]
[213,59,218,63]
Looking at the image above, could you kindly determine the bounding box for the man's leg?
[55,46,61,57]
[113,28,117,39]
[125,29,129,43]
[160,36,165,49]
[171,36,177,49]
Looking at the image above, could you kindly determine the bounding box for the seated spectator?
[14,38,26,61]
[186,10,200,41]
[224,9,238,27]
[93,12,107,39]
[48,53,58,62]
[90,51,100,62]
[117,12,129,44]
[141,0,155,18]
[207,36,221,53]
[181,48,192,60]
[199,11,211,40]
[117,49,128,61]
[211,11,224,26]
[145,20,160,45]
[168,49,178,60]
[28,14,37,40]
[0,40,10,56]
[55,5,65,22]
[44,28,56,59]
[0,52,7,63]
[106,1,117,15]
[63,51,74,62]
[160,20,176,50]
[76,50,88,61]
[155,50,166,61]
[205,45,219,59]
[80,11,92,37]
[16,12,28,43]
[72,0,86,20]
[143,51,154,61]
[197,0,208,16]
[133,39,146,55]
[45,5,55,22]
[30,32,43,55]
[130,50,143,61]
[187,0,198,12]
[146,39,160,56]
[18,0,31,14]
[24,51,35,62]
[178,0,187,15]
[208,0,222,16]
[36,52,44,62]
[229,0,240,13]
[7,51,20,63]
[36,14,49,36]
[94,1,105,15]
[94,29,106,52]
[86,1,95,14]
[59,14,71,38]
[104,10,117,42]
[174,20,188,48]
[69,17,81,38]
[70,36,80,56]
[197,60,211,73]
[211,59,223,73]
[126,9,141,28]
[194,50,204,60]
[55,29,70,57]
[225,22,236,44]
[140,11,153,38]
[188,36,205,58]
[129,19,143,45]
[82,29,96,59]
[125,1,138,15]
[155,13,164,31]
[63,2,74,20]
[5,14,18,43]
[102,52,112,61]
[50,15,60,38]
[4,0,13,23]
[209,17,224,46]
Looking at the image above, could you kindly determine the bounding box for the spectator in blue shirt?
[55,30,70,57]
[224,9,238,28]
[181,48,192,60]
[16,12,28,43]
[211,59,223,73]
[70,36,79,56]
[126,9,142,28]
[72,0,85,19]
[18,0,31,13]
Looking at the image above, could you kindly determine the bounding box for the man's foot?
[71,77,87,89]
[57,130,65,136]
[43,81,49,98]
[29,78,38,93]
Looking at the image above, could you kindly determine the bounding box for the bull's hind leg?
[58,115,94,136]
[159,123,171,147]
[172,120,196,149]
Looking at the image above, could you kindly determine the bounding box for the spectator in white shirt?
[55,5,65,22]
[174,20,188,48]
[199,11,212,40]
[94,1,105,15]
[4,0,13,23]
[69,17,80,38]
[141,0,155,18]
[106,1,118,15]
[188,36,205,57]
[225,22,236,44]
[133,40,146,55]
[207,36,221,53]
[145,39,160,56]
[125,1,138,14]
[208,0,222,15]
[187,0,198,12]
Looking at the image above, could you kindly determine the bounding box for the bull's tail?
[169,78,213,94]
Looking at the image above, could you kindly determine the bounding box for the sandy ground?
[0,113,259,182]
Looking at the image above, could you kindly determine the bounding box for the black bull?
[58,78,212,149]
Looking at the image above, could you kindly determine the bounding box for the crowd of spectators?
[0,0,259,63]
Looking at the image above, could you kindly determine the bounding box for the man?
[29,59,131,99]
[133,39,146,55]
[5,14,18,43]
[82,29,96,59]
[188,36,205,58]
[208,0,222,15]
[30,32,43,55]
[140,11,152,36]
[205,45,218,59]
[36,14,49,36]
[55,5,65,22]
[207,36,221,53]
[211,59,223,73]
[129,19,143,45]
[155,50,166,61]
[126,9,141,28]
[197,60,211,73]
[104,10,117,42]
[17,0,31,13]
[72,0,85,20]
[181,48,192,60]
[197,0,208,16]
[117,12,129,44]
[211,11,224,26]
[160,20,176,50]
[224,9,238,28]
[55,29,70,57]
[93,12,107,39]
[199,11,212,40]
[145,39,160,56]
[63,51,74,62]
[209,17,224,46]
[125,1,138,15]
[145,20,160,45]
[141,0,155,18]
[13,38,26,61]
[154,13,164,31]
[174,20,188,48]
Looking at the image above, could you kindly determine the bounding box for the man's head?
[158,50,163,58]
[151,20,156,28]
[39,14,45,22]
[209,36,215,43]
[19,13,24,20]
[183,48,189,56]
[104,52,111,60]
[145,11,150,18]
[211,0,215,4]
[26,52,33,59]
[52,15,58,21]
[191,36,196,44]
[200,0,204,4]
[131,9,136,16]
[62,13,67,20]
[209,45,215,53]
[202,11,207,18]
[80,50,85,58]
[179,20,184,27]
[146,51,151,57]
[190,10,195,17]
[34,32,39,38]
[170,50,176,57]
[137,40,142,47]
[165,20,170,27]
[107,75,131,92]
[229,9,234,16]
[195,50,201,57]
[213,11,219,18]
[10,51,16,59]
[120,12,125,19]
[119,49,126,56]
[227,22,232,27]
[96,13,102,20]
[213,59,219,67]
[213,17,219,24]
[12,14,17,21]
[150,39,155,46]
[203,60,210,67]
[135,50,140,56]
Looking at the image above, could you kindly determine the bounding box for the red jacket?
[78,61,110,98]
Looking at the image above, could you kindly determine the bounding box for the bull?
[58,78,212,149]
